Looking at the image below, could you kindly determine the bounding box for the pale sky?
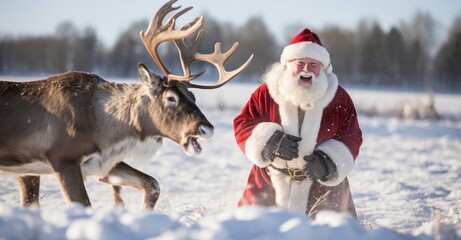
[0,0,460,47]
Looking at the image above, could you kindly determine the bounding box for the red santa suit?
[233,28,363,217]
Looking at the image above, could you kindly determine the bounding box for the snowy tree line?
[0,12,460,91]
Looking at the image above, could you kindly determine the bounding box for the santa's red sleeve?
[315,86,363,186]
[233,84,282,167]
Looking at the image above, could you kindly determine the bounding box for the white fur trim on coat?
[270,173,313,212]
[281,41,333,74]
[316,139,355,186]
[244,122,282,167]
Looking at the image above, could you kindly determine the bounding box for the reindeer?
[0,0,253,209]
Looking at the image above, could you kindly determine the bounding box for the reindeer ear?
[137,63,152,84]
[137,63,163,88]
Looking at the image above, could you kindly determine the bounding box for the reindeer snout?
[198,124,214,139]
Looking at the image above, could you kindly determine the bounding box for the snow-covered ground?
[0,78,460,239]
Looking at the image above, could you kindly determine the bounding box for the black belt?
[269,164,307,181]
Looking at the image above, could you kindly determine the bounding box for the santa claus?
[234,28,363,217]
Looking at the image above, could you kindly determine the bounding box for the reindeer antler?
[174,32,254,89]
[140,0,204,81]
[140,0,253,88]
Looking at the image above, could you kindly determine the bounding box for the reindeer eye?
[165,91,178,107]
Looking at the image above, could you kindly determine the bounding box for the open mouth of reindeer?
[186,136,202,154]
[183,125,214,155]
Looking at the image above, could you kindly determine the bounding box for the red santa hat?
[280,28,333,74]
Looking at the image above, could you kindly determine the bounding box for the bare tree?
[72,27,100,72]
[320,26,357,84]
[399,11,438,57]
[236,16,279,78]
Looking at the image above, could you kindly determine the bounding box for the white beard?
[263,62,329,110]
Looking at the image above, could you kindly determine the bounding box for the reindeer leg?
[110,185,124,207]
[97,176,124,207]
[53,161,91,207]
[99,161,160,210]
[17,175,40,207]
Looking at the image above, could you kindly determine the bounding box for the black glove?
[261,130,302,161]
[303,150,336,182]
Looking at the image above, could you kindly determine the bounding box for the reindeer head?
[136,0,253,155]
[137,63,213,155]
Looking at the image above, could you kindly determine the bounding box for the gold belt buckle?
[287,167,306,181]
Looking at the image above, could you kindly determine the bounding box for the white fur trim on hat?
[281,41,333,74]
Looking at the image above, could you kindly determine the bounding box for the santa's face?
[278,58,328,110]
[287,58,321,88]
